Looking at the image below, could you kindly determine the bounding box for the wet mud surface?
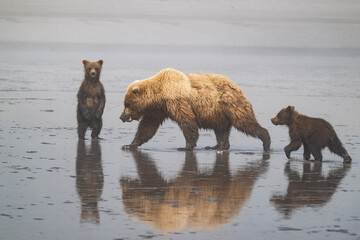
[1,1,360,239]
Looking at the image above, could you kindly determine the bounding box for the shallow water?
[1,1,360,239]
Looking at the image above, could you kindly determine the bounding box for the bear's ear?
[82,60,88,66]
[132,86,140,94]
[287,105,295,112]
[97,59,103,66]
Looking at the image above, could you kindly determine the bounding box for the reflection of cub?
[77,60,105,139]
[120,150,269,232]
[76,140,104,224]
[271,161,350,218]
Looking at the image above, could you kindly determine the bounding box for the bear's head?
[120,81,148,122]
[271,106,296,126]
[83,59,103,81]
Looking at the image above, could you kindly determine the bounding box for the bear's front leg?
[177,121,199,151]
[284,139,302,159]
[95,96,105,119]
[205,128,231,150]
[122,113,165,150]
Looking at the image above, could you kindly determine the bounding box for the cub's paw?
[285,151,291,159]
[343,154,352,163]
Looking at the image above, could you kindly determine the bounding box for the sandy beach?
[1,0,360,239]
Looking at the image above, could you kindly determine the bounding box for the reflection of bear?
[271,161,350,218]
[271,106,351,163]
[77,59,105,139]
[76,140,104,224]
[120,68,270,151]
[120,150,269,232]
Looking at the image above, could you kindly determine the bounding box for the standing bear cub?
[271,106,351,163]
[77,59,105,140]
[120,68,270,151]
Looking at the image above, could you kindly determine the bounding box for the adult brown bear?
[120,68,270,151]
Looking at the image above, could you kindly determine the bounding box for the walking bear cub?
[271,106,351,163]
[77,59,105,139]
[120,68,270,151]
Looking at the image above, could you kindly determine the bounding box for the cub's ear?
[97,59,103,66]
[287,105,295,112]
[132,86,140,94]
[82,60,88,66]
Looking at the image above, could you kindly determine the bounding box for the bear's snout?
[90,70,97,78]
[271,117,279,125]
[120,112,132,122]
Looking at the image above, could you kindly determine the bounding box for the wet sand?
[1,1,360,239]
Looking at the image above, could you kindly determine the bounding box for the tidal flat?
[1,1,360,239]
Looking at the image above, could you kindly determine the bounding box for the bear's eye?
[125,103,130,108]
[95,67,98,70]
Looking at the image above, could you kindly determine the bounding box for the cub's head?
[83,59,103,81]
[120,81,147,122]
[271,106,296,126]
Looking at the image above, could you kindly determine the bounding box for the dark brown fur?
[271,106,351,163]
[77,60,105,139]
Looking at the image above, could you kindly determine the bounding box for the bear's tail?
[329,135,352,163]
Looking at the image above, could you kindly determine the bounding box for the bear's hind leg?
[91,118,103,139]
[328,135,352,163]
[257,127,271,151]
[310,146,323,161]
[77,120,88,140]
[232,118,271,151]
[303,141,311,160]
[178,120,199,151]
[205,128,230,150]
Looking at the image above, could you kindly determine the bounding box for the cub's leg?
[284,139,302,159]
[310,146,323,161]
[77,119,88,140]
[328,135,352,163]
[90,118,102,139]
[303,141,311,160]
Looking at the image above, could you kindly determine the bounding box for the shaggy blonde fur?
[120,68,270,151]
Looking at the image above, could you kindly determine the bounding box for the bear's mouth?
[120,112,133,123]
[271,118,279,125]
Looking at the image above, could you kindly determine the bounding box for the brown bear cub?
[271,106,351,163]
[77,59,105,140]
[120,68,270,151]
